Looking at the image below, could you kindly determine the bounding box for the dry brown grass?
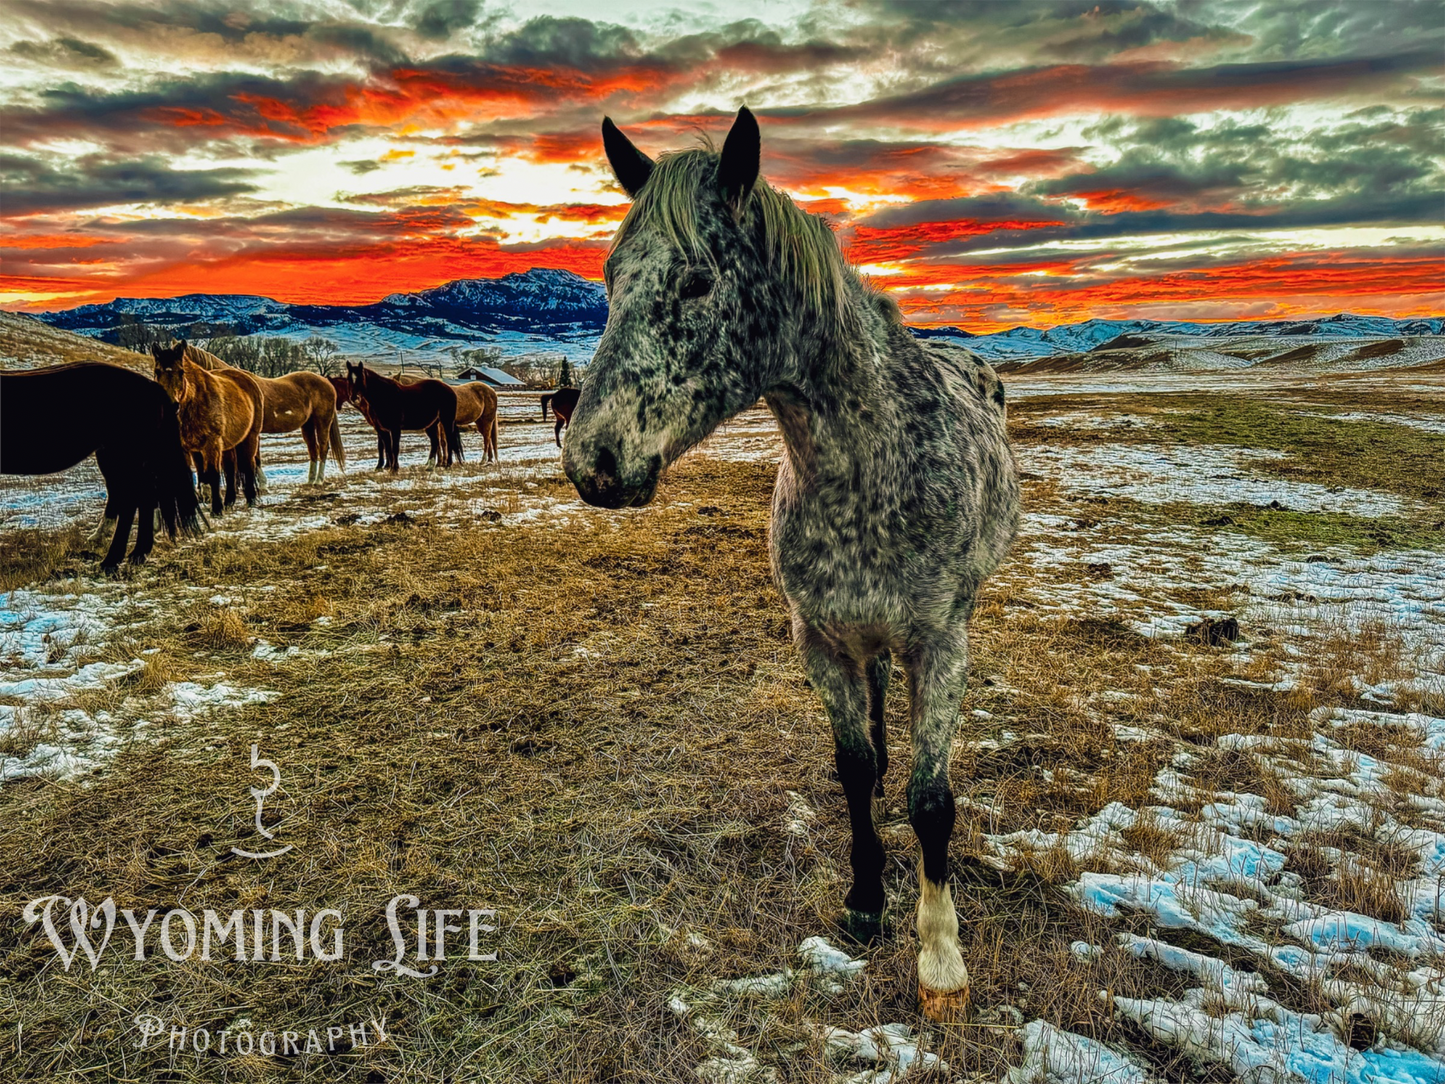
[1284,827,1418,926]
[0,312,148,372]
[0,452,1304,1083]
[1,374,1441,1080]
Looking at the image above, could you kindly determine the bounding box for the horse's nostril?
[594,446,618,481]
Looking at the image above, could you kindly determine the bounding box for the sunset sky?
[1,0,1441,330]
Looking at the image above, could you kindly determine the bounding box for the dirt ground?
[1,361,1443,1083]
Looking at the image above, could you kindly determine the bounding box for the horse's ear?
[151,343,161,358]
[602,117,653,198]
[717,106,760,214]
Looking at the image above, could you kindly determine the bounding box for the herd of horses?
[0,340,578,569]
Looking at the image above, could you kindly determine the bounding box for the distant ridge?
[34,270,1443,366]
[915,313,1445,362]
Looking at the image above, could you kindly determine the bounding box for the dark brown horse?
[330,376,389,471]
[152,341,263,515]
[345,362,461,472]
[186,345,344,484]
[540,387,580,448]
[0,362,204,569]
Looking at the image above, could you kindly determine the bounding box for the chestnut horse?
[345,362,461,472]
[429,381,499,463]
[540,387,580,448]
[152,341,263,515]
[186,344,345,484]
[0,362,204,569]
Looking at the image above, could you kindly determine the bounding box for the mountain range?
[35,268,1444,366]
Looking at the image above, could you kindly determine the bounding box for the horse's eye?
[678,272,713,301]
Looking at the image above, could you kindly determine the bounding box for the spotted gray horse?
[564,106,1020,1018]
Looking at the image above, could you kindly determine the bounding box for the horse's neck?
[764,302,890,484]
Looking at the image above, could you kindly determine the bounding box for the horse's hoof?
[127,553,148,566]
[918,980,969,1023]
[838,908,885,947]
[100,563,124,579]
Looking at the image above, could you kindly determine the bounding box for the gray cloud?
[0,153,260,216]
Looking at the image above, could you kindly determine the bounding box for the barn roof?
[457,365,526,386]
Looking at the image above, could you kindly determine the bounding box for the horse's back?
[258,370,336,430]
[1,362,168,475]
[896,334,1019,585]
[453,382,496,426]
[553,386,581,419]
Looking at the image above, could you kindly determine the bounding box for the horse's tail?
[442,397,463,465]
[540,393,552,420]
[328,410,347,472]
[155,397,205,540]
[447,419,464,464]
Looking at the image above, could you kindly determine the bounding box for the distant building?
[455,365,527,388]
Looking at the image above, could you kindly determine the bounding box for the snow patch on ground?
[669,936,953,1084]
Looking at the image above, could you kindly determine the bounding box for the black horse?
[0,362,204,569]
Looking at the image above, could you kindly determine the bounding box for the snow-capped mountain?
[35,272,1441,367]
[39,268,610,363]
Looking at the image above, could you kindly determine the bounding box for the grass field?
[1,358,1443,1082]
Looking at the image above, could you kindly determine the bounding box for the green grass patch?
[1098,496,1445,554]
[1012,394,1445,504]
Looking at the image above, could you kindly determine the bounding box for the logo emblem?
[232,744,294,859]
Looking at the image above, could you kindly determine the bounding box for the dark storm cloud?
[0,153,260,216]
[1070,109,1445,211]
[859,193,1075,230]
[3,69,368,149]
[1223,0,1445,62]
[3,0,412,66]
[413,0,484,41]
[771,49,1441,128]
[9,36,119,69]
[858,190,1445,261]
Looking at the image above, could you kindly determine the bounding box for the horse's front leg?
[302,421,321,483]
[375,428,387,471]
[89,504,118,551]
[904,629,970,1020]
[796,621,885,941]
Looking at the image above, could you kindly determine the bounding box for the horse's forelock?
[611,145,855,325]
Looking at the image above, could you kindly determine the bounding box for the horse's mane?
[182,342,228,371]
[612,146,857,327]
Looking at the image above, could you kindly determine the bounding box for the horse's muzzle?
[568,446,660,509]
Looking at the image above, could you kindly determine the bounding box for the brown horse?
[186,345,344,484]
[152,341,263,515]
[346,362,461,471]
[427,381,498,463]
[540,387,580,448]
